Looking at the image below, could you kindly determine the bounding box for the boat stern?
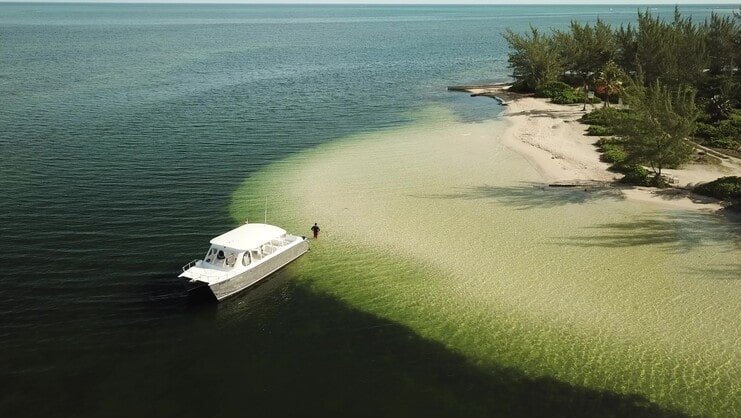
[179,260,217,294]
[179,272,209,292]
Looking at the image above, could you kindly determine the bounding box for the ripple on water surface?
[231,107,741,417]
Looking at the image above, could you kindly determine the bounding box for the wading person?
[311,223,320,239]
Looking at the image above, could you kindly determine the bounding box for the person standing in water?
[311,223,320,239]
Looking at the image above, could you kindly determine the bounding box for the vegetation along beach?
[1,3,739,417]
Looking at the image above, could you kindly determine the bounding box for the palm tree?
[596,61,625,107]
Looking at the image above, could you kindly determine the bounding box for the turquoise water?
[1,4,737,417]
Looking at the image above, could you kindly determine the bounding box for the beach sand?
[466,86,740,213]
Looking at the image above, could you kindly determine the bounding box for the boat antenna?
[264,196,268,224]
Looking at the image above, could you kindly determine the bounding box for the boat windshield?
[204,246,237,269]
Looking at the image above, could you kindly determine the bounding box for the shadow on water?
[184,267,299,314]
[554,212,741,254]
[3,277,687,418]
[414,182,624,210]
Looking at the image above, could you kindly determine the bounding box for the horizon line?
[1,1,739,4]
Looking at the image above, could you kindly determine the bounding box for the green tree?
[670,9,709,88]
[503,27,563,92]
[614,23,638,74]
[612,80,698,185]
[706,95,734,122]
[705,13,739,76]
[616,8,708,89]
[555,20,616,110]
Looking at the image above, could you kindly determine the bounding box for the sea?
[0,3,738,417]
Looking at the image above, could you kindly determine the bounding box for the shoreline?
[230,98,741,417]
[454,84,740,215]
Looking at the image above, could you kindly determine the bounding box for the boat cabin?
[200,223,294,271]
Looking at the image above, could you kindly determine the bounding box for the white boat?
[179,222,309,301]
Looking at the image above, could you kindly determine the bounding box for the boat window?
[251,249,262,261]
[226,252,236,267]
[242,252,251,266]
[262,244,276,255]
[205,247,216,263]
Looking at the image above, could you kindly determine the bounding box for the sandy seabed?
[231,104,740,416]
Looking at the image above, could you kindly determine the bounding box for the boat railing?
[182,259,199,272]
[270,238,289,246]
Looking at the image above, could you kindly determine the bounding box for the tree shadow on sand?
[554,212,741,254]
[685,264,741,281]
[651,188,723,205]
[506,108,582,120]
[413,182,624,210]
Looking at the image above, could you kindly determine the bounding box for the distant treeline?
[503,7,740,190]
[504,7,739,99]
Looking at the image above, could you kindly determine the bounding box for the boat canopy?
[210,223,287,251]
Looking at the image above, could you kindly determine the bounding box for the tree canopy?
[504,7,739,99]
[503,7,740,182]
[612,80,698,183]
[555,20,616,82]
[503,27,563,92]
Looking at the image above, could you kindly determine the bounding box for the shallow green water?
[2,3,739,416]
[231,107,741,417]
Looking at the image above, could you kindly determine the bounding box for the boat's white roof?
[210,223,287,250]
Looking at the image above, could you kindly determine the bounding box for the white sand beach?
[467,86,741,212]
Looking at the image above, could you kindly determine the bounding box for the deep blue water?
[0,4,733,417]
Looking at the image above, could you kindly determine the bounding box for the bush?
[714,117,741,145]
[693,113,741,151]
[693,122,716,139]
[509,80,532,93]
[595,137,613,147]
[535,81,573,98]
[550,89,583,104]
[595,138,628,164]
[706,136,741,150]
[533,81,601,105]
[602,144,627,164]
[608,163,628,173]
[693,176,741,201]
[586,125,614,136]
[552,92,602,105]
[579,107,631,126]
[618,165,652,186]
[534,81,582,104]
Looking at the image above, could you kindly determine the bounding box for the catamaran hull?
[182,277,209,292]
[191,239,309,301]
